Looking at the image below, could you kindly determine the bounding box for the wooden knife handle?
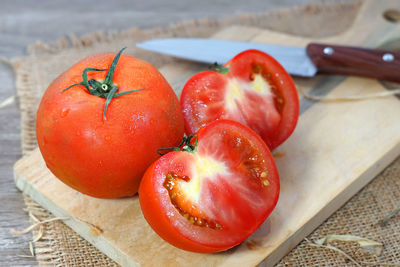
[306,43,400,83]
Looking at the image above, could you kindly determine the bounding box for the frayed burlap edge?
[23,196,119,266]
[12,1,399,266]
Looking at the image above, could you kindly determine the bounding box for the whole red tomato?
[139,120,279,253]
[36,48,184,198]
[180,49,299,150]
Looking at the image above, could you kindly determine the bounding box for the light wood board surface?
[2,1,343,266]
[13,0,400,266]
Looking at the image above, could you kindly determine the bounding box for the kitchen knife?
[137,38,400,83]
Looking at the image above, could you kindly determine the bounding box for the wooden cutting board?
[14,1,400,266]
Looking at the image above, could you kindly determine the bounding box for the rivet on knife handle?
[306,43,400,83]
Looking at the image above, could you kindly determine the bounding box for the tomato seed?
[250,64,285,114]
[252,64,263,74]
[163,172,223,230]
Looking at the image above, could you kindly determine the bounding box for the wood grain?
[0,59,37,267]
[13,1,400,266]
[306,43,400,82]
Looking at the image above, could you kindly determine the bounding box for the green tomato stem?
[60,47,144,121]
[208,62,229,74]
[157,135,198,156]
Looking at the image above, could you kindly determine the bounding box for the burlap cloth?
[11,1,400,266]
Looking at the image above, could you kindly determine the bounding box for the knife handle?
[306,43,400,83]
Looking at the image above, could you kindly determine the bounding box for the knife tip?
[136,41,148,49]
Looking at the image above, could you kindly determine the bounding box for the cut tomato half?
[180,49,299,150]
[139,120,279,253]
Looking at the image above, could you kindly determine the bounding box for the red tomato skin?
[36,52,184,198]
[139,157,224,253]
[139,120,280,253]
[180,49,299,150]
[180,71,226,134]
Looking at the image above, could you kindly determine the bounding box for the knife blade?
[137,38,400,83]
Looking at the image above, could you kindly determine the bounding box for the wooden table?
[0,0,346,265]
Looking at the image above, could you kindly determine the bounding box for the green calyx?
[208,62,229,74]
[61,47,144,121]
[157,135,198,156]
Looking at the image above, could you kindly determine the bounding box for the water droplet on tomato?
[60,108,70,118]
[104,135,111,141]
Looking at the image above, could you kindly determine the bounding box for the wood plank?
[13,0,400,266]
[0,57,38,267]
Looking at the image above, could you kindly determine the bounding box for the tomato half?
[139,120,279,253]
[180,49,299,150]
[36,49,184,198]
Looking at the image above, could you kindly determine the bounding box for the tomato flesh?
[181,49,299,150]
[139,120,279,252]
